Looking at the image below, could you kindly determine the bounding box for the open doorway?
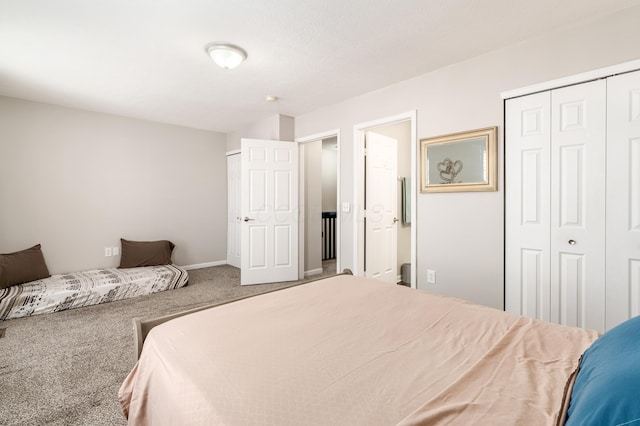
[320,137,338,275]
[296,130,341,279]
[353,111,417,288]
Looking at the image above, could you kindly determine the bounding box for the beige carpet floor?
[0,264,336,426]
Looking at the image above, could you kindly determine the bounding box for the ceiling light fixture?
[206,43,247,70]
[265,95,278,102]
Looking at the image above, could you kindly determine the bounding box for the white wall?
[226,114,294,150]
[293,6,640,309]
[0,96,228,274]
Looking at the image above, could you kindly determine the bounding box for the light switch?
[342,202,350,213]
[105,247,112,257]
[112,247,120,256]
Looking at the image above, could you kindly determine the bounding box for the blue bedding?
[566,316,640,425]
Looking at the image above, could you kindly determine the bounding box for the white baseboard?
[181,260,227,271]
[304,268,323,277]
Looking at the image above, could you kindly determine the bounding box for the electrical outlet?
[104,247,112,257]
[427,269,436,284]
[112,247,120,256]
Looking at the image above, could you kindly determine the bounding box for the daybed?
[119,273,634,425]
[0,264,188,320]
[0,239,187,320]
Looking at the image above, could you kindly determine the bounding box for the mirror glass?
[427,137,487,185]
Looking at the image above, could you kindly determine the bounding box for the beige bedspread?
[119,275,598,425]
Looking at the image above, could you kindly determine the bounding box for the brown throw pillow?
[0,244,51,289]
[119,239,175,269]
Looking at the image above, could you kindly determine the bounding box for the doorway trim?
[295,129,341,279]
[353,111,417,288]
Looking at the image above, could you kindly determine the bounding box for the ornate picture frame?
[420,126,498,193]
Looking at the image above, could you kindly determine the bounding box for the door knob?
[243,217,254,222]
[568,239,576,245]
[393,217,399,224]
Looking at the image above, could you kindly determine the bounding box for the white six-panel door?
[506,80,607,333]
[505,91,552,321]
[606,70,640,329]
[365,132,398,283]
[240,138,299,285]
[550,80,606,331]
[227,153,241,268]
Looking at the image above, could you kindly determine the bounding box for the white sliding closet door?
[505,92,552,321]
[606,70,640,329]
[550,80,606,331]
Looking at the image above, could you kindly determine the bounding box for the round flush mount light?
[206,43,247,69]
[265,95,278,102]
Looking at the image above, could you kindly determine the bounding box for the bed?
[118,273,640,425]
[0,264,188,320]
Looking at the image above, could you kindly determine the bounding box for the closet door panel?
[559,253,585,327]
[558,145,585,227]
[550,80,606,332]
[606,69,640,330]
[505,92,551,320]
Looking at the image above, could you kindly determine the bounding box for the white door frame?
[226,150,242,268]
[353,111,417,288]
[295,129,341,279]
[501,58,640,99]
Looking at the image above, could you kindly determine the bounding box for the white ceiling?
[1,0,638,133]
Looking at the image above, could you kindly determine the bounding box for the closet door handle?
[393,217,399,224]
[568,239,576,245]
[243,217,255,222]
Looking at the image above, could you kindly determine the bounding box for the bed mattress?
[119,274,598,425]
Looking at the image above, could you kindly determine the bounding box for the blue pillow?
[566,316,640,425]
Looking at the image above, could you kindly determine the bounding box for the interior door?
[505,91,552,321]
[606,69,640,330]
[505,80,607,333]
[550,80,606,332]
[226,153,241,268]
[241,138,299,285]
[365,131,398,283]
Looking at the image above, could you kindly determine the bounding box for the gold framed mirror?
[420,126,498,193]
